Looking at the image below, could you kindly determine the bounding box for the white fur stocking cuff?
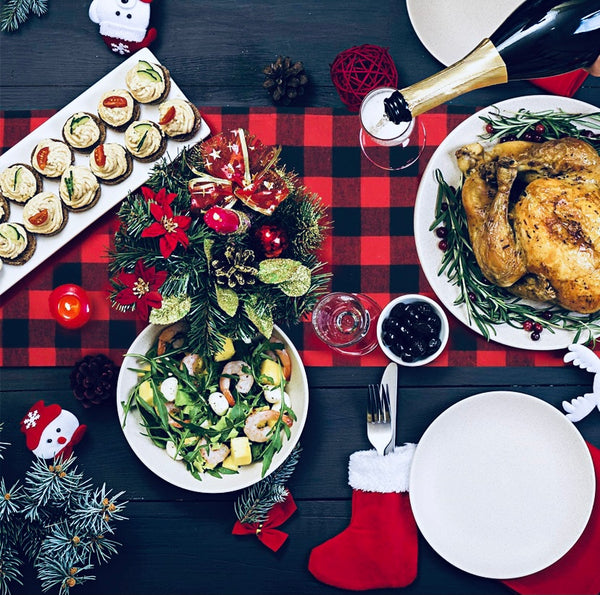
[348,443,417,493]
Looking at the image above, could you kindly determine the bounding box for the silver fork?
[367,384,393,455]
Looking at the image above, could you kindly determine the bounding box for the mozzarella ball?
[208,391,229,416]
[271,391,291,412]
[166,440,183,460]
[264,386,284,404]
[160,377,179,401]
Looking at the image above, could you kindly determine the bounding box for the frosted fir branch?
[0,539,24,595]
[38,521,89,567]
[36,556,94,595]
[69,485,128,535]
[0,422,8,459]
[22,458,87,522]
[0,478,23,522]
[0,0,48,32]
[234,443,301,525]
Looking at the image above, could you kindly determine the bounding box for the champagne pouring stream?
[359,0,600,170]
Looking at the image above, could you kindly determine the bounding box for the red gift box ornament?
[188,129,290,216]
[232,492,297,552]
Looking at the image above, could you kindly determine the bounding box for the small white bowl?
[376,294,449,366]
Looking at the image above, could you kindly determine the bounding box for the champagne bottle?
[383,0,600,124]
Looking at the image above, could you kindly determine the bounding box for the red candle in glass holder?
[48,284,91,329]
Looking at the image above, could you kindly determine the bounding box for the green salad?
[122,322,296,480]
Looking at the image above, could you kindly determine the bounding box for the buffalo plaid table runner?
[0,107,569,367]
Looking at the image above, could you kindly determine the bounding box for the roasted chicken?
[456,137,600,314]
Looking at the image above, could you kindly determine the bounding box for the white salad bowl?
[116,323,309,493]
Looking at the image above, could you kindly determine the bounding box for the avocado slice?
[0,223,24,242]
[69,114,91,134]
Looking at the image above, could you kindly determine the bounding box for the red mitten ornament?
[20,400,87,460]
[308,444,418,591]
[89,0,157,56]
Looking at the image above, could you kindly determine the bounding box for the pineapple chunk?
[214,336,235,361]
[138,380,154,406]
[230,437,252,466]
[221,454,239,472]
[260,358,282,386]
[137,362,151,377]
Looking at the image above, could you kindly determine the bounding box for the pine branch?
[0,479,23,522]
[36,556,94,595]
[0,0,47,32]
[234,443,302,524]
[0,538,24,595]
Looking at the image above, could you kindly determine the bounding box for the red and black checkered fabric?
[0,107,568,367]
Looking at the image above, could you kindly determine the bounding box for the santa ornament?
[20,400,87,460]
[89,0,157,56]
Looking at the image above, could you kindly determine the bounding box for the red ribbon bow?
[188,128,290,215]
[232,492,297,552]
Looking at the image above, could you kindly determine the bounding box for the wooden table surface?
[1,2,599,595]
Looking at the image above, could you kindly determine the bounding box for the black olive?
[414,302,434,318]
[413,339,427,357]
[390,303,409,319]
[412,322,431,338]
[382,317,402,332]
[427,337,442,354]
[425,314,441,333]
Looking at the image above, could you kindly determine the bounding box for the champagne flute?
[311,292,382,355]
[359,87,426,171]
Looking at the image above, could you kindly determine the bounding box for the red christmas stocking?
[308,444,418,591]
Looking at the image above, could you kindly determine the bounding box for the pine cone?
[70,354,119,408]
[263,56,308,105]
[212,244,258,289]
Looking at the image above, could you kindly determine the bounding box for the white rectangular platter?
[0,48,210,296]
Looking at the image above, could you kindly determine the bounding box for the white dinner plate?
[410,391,595,579]
[116,324,309,493]
[0,48,210,296]
[413,95,599,350]
[406,0,524,66]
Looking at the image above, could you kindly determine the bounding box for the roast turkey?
[456,137,600,314]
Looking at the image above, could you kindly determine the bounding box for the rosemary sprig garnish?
[480,108,600,151]
[431,169,600,343]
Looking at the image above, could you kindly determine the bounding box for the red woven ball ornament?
[330,44,399,112]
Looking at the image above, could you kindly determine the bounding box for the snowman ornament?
[20,401,87,460]
[89,0,157,56]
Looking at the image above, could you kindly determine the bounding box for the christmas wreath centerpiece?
[108,128,330,356]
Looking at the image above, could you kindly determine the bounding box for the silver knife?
[381,362,398,455]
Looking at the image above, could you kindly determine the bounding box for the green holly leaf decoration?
[149,294,192,324]
[280,264,311,296]
[216,285,239,317]
[245,295,274,338]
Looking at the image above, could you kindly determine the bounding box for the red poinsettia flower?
[141,187,191,258]
[141,186,175,207]
[113,259,168,320]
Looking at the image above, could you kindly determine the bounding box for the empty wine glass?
[359,86,426,171]
[311,292,382,356]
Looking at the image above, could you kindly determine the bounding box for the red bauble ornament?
[204,207,250,235]
[330,44,398,112]
[256,224,288,258]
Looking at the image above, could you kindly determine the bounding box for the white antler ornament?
[562,344,600,422]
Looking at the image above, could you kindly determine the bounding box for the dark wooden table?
[1,2,599,594]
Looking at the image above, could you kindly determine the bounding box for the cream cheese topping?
[0,222,28,259]
[125,121,163,158]
[0,165,37,202]
[158,100,195,137]
[126,63,166,103]
[31,140,72,178]
[60,166,100,209]
[23,192,64,234]
[97,90,135,128]
[89,144,129,180]
[63,113,101,149]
